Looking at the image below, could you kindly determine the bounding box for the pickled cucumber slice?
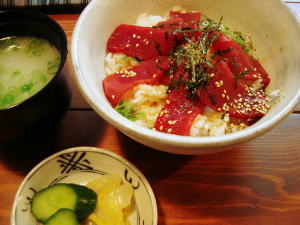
[31,183,97,223]
[45,208,79,225]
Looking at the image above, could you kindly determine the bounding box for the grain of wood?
[1,112,300,225]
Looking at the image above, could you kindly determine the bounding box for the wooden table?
[1,2,300,225]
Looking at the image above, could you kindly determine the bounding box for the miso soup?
[0,36,61,109]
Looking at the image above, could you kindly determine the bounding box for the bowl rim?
[71,0,300,150]
[11,146,158,225]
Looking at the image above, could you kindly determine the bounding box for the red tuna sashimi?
[201,60,246,111]
[103,56,169,107]
[156,11,201,30]
[107,24,176,60]
[155,11,201,43]
[211,32,270,86]
[155,18,184,30]
[155,18,184,43]
[154,87,204,136]
[227,89,269,119]
[248,57,270,86]
[201,60,268,119]
[169,11,201,28]
[158,65,188,86]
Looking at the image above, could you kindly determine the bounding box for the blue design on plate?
[124,169,140,190]
[21,187,36,212]
[57,151,93,174]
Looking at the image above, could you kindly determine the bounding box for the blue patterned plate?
[11,146,157,225]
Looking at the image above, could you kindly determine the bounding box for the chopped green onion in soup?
[0,36,61,109]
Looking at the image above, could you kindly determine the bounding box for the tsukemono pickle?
[12,147,157,225]
[30,174,134,225]
[103,10,280,137]
[0,36,61,109]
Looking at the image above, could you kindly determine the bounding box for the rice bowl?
[71,0,300,154]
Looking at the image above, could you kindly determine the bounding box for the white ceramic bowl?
[71,0,300,155]
[11,147,157,225]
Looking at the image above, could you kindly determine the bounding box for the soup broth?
[0,36,61,109]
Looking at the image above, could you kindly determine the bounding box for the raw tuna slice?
[155,18,184,43]
[211,32,270,87]
[201,60,268,119]
[156,11,201,30]
[107,24,176,60]
[154,87,204,136]
[103,56,169,107]
[158,64,187,86]
[155,11,201,43]
[155,18,184,30]
[169,11,201,28]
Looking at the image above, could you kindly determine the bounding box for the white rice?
[105,53,139,75]
[129,84,168,128]
[190,109,230,137]
[135,14,166,27]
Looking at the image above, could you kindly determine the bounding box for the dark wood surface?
[1,3,300,225]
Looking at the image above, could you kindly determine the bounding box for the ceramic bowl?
[0,10,71,142]
[11,147,157,225]
[71,0,300,155]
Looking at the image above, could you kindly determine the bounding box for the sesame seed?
[136,43,140,47]
[187,111,193,114]
[167,128,172,133]
[112,95,115,99]
[215,80,223,87]
[133,34,136,38]
[166,100,170,104]
[153,74,157,78]
[159,125,163,131]
[168,120,177,125]
[125,44,130,48]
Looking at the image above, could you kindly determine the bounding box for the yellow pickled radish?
[89,206,126,225]
[104,183,133,209]
[87,174,121,193]
[87,174,122,208]
[85,174,134,225]
[87,213,105,225]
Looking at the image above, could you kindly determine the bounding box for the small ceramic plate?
[11,147,157,225]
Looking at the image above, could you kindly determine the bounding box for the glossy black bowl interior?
[0,10,71,142]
